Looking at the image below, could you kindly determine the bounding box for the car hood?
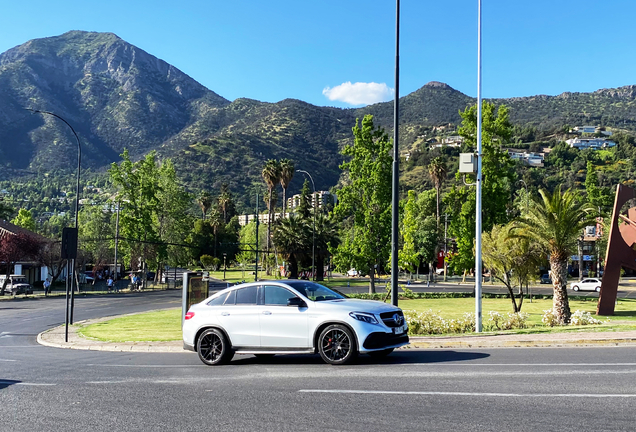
[314,299,401,314]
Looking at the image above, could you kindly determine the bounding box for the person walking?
[43,278,51,297]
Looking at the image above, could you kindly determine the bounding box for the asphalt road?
[2,291,636,431]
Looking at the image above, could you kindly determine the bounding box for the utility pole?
[444,214,449,282]
[114,202,120,287]
[475,0,483,332]
[390,0,400,307]
[255,192,259,282]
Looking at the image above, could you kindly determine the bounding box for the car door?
[259,285,309,348]
[217,286,261,347]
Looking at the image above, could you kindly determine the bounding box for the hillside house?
[566,138,616,149]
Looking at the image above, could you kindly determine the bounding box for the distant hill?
[1,31,636,202]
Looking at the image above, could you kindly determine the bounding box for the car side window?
[224,290,236,305]
[208,292,228,306]
[264,285,296,306]
[235,286,258,305]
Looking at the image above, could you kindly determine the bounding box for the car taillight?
[185,312,195,320]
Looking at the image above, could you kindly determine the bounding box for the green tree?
[334,115,392,293]
[513,187,595,324]
[78,205,114,270]
[584,161,613,215]
[446,101,516,276]
[297,179,312,219]
[399,190,420,275]
[11,208,36,232]
[414,190,441,277]
[314,213,340,281]
[0,201,13,220]
[273,215,309,279]
[197,191,214,220]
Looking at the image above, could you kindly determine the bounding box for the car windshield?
[285,281,345,302]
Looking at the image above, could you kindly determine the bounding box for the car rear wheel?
[595,286,601,293]
[318,324,357,365]
[197,329,233,366]
[572,286,579,291]
[368,348,394,358]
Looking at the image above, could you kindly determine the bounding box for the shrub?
[542,309,559,327]
[404,310,475,335]
[570,310,602,326]
[485,311,529,331]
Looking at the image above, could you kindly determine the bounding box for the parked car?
[0,275,34,296]
[540,274,551,284]
[347,269,359,277]
[183,280,409,366]
[570,278,602,292]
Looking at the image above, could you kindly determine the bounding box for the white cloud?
[322,82,394,106]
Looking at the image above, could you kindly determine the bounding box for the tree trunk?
[282,187,287,217]
[369,266,376,294]
[266,188,273,275]
[550,255,571,324]
[502,273,519,313]
[436,185,440,226]
[315,255,325,281]
[287,254,298,279]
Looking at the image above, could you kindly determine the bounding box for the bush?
[570,310,602,326]
[485,311,529,331]
[404,310,475,335]
[542,309,558,327]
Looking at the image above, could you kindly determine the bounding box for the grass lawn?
[77,297,636,342]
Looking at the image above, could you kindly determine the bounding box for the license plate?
[393,325,407,334]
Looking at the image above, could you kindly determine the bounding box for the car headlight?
[349,312,378,324]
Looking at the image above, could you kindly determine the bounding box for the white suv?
[183,280,409,365]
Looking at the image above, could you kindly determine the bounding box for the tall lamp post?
[26,108,81,339]
[296,170,316,281]
[391,0,400,307]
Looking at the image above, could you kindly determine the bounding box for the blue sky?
[1,0,634,108]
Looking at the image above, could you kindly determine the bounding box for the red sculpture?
[597,184,636,315]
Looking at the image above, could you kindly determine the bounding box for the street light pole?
[475,0,484,332]
[297,170,316,281]
[26,109,81,337]
[391,0,401,307]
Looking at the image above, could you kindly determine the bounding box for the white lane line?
[86,381,130,384]
[0,359,17,362]
[86,364,206,368]
[299,389,636,398]
[397,363,636,367]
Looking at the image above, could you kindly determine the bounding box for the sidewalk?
[37,315,636,353]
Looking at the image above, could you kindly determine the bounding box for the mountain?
[0,31,228,173]
[1,31,636,203]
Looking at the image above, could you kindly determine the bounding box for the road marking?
[397,363,636,367]
[0,359,17,362]
[299,389,636,398]
[86,381,129,384]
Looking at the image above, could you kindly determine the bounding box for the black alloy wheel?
[197,329,233,366]
[318,324,357,365]
[368,348,394,358]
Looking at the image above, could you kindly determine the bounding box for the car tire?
[572,286,579,292]
[368,348,394,358]
[197,328,233,366]
[318,324,358,365]
[595,286,601,293]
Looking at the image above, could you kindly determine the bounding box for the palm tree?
[279,159,295,216]
[218,192,231,224]
[262,160,282,271]
[197,191,214,220]
[428,157,447,224]
[313,213,341,281]
[512,187,595,324]
[273,215,310,279]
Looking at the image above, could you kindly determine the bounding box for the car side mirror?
[287,297,306,307]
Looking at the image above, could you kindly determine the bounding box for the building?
[566,138,616,150]
[0,220,48,284]
[287,191,336,212]
[572,126,613,136]
[237,213,291,227]
[508,150,545,167]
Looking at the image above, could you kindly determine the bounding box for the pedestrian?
[107,276,114,293]
[43,278,51,297]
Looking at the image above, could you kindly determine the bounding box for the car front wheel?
[197,328,233,366]
[318,324,357,365]
[572,286,579,291]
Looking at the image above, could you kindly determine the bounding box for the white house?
[566,138,616,149]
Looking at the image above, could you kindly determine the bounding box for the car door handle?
[262,311,272,315]
[221,312,230,316]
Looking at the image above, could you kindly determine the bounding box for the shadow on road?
[0,380,21,389]
[230,349,489,366]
